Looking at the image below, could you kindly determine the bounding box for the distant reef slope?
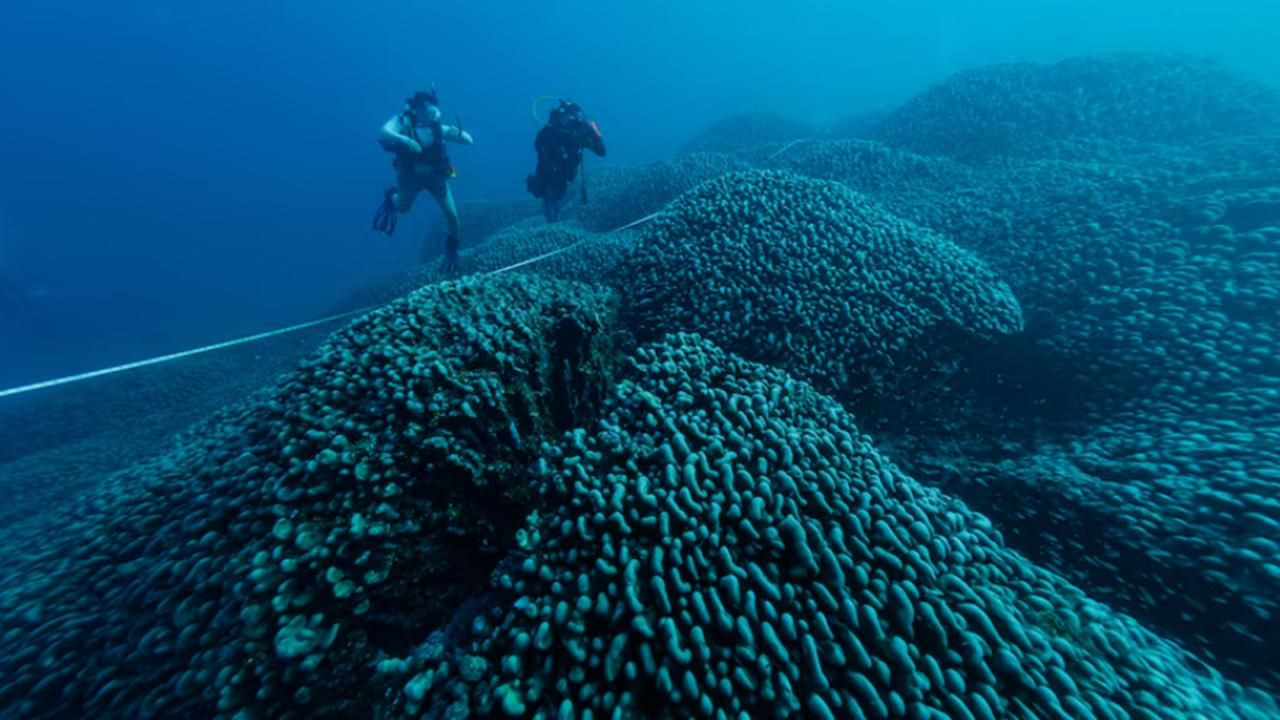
[677,111,815,156]
[869,53,1280,160]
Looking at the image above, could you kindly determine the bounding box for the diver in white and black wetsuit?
[372,87,474,273]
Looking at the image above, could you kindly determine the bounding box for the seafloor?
[1,53,1278,719]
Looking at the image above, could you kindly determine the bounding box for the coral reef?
[794,55,1280,687]
[866,164,1280,686]
[634,52,1280,689]
[570,153,750,233]
[871,54,1280,161]
[423,220,638,286]
[620,170,1022,405]
[388,334,1274,719]
[678,112,816,156]
[3,51,1279,720]
[0,329,330,532]
[0,276,618,718]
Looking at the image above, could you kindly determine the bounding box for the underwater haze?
[1,0,1278,386]
[2,1,1280,719]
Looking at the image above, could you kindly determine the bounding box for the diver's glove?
[441,233,460,274]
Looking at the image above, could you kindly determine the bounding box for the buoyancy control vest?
[391,108,452,179]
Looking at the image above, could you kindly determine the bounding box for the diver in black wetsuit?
[526,100,606,222]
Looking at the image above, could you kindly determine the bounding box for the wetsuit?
[374,105,473,271]
[526,102,606,222]
[380,111,465,213]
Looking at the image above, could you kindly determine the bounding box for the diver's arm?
[441,124,475,145]
[584,122,606,157]
[379,115,421,152]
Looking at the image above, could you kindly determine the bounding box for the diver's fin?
[372,190,398,236]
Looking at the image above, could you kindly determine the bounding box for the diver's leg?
[548,185,567,222]
[436,183,460,239]
[431,182,461,272]
[395,171,419,214]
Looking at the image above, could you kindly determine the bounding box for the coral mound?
[620,170,1022,403]
[679,112,816,155]
[0,276,617,719]
[872,54,1280,160]
[574,153,750,233]
[391,333,1274,720]
[409,219,638,289]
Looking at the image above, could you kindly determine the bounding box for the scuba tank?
[549,100,593,204]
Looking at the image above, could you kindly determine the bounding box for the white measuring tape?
[0,308,378,400]
[0,211,663,400]
[764,137,814,161]
[487,210,662,276]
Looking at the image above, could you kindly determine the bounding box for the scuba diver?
[372,86,474,273]
[526,99,605,222]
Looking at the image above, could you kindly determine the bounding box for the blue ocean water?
[1,1,1279,718]
[1,0,1277,387]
